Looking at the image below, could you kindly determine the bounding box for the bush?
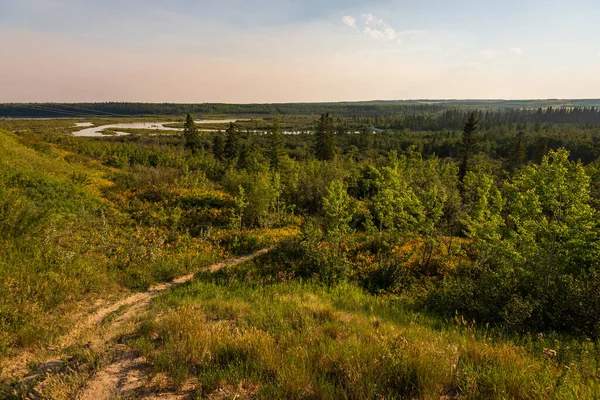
[424,265,600,338]
[545,271,600,338]
[274,221,350,287]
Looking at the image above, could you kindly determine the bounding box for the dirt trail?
[69,249,269,348]
[3,249,270,399]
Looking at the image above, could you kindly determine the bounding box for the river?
[72,119,243,137]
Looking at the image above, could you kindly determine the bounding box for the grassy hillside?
[0,129,286,363]
[0,129,115,355]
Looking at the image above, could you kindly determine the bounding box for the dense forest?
[1,109,600,398]
[3,99,600,118]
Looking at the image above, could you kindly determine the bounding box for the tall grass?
[131,261,600,399]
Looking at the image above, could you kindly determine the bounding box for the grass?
[0,128,227,361]
[130,258,600,399]
[0,127,295,365]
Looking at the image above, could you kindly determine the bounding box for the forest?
[1,106,600,398]
[3,99,600,118]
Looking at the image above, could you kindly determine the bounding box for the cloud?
[341,13,397,41]
[510,47,523,54]
[362,13,396,40]
[479,50,496,60]
[363,26,396,41]
[341,15,356,28]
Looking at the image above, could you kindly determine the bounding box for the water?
[72,119,244,137]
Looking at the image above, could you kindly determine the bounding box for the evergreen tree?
[268,118,285,171]
[314,113,336,161]
[359,126,372,150]
[237,143,251,169]
[183,113,201,153]
[507,130,527,171]
[212,132,225,161]
[335,117,348,137]
[224,122,240,161]
[458,112,479,185]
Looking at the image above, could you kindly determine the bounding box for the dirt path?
[3,249,270,399]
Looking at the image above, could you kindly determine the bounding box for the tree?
[212,132,225,161]
[230,185,248,230]
[322,179,354,239]
[223,170,283,228]
[462,164,508,266]
[507,130,527,172]
[183,113,201,153]
[370,156,425,235]
[315,113,336,161]
[268,118,285,171]
[224,122,240,161]
[505,149,599,291]
[335,117,348,137]
[458,112,479,185]
[237,143,251,169]
[359,126,372,150]
[457,149,600,333]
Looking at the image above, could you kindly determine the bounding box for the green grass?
[0,129,224,360]
[0,127,294,363]
[130,260,600,399]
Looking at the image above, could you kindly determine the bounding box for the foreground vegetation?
[130,256,599,399]
[1,104,600,397]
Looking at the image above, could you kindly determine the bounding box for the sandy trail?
[2,249,270,399]
[70,249,269,347]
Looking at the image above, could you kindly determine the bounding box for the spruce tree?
[183,113,201,153]
[507,130,527,171]
[268,118,285,171]
[224,122,240,161]
[212,132,225,161]
[359,126,371,150]
[335,117,348,137]
[237,143,250,169]
[458,112,479,185]
[315,113,335,161]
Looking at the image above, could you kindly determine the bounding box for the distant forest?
[3,99,600,120]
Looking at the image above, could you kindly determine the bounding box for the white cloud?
[363,26,396,40]
[341,13,397,41]
[362,13,397,41]
[510,47,523,54]
[479,50,496,60]
[341,15,356,28]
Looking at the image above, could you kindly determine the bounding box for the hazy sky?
[1,0,599,102]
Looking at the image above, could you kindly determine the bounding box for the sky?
[1,0,599,103]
